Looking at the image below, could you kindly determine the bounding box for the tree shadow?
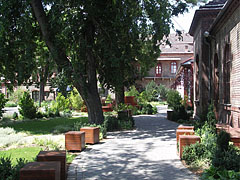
[69,111,197,180]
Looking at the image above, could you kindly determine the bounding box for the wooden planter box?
[177,125,194,130]
[176,129,195,143]
[102,105,113,112]
[231,137,240,148]
[124,96,137,106]
[37,151,66,180]
[179,135,201,158]
[65,131,85,151]
[216,123,231,134]
[80,127,100,144]
[20,161,60,180]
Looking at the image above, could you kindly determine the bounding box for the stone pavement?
[67,105,198,180]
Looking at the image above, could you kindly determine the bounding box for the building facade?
[190,0,240,127]
[137,33,193,89]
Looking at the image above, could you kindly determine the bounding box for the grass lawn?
[0,147,41,165]
[0,147,77,165]
[1,117,88,135]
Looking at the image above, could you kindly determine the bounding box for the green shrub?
[201,166,240,180]
[167,89,182,111]
[216,131,231,152]
[7,88,25,104]
[33,138,62,151]
[125,86,139,97]
[141,104,154,114]
[105,116,119,131]
[18,92,37,119]
[104,115,134,132]
[50,93,70,114]
[212,135,240,172]
[0,156,27,180]
[145,81,159,102]
[158,84,169,101]
[182,142,207,165]
[69,88,83,111]
[4,101,17,107]
[0,93,8,118]
[172,105,188,121]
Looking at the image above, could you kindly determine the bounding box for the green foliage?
[141,104,157,115]
[172,105,189,121]
[211,133,240,172]
[216,131,231,152]
[33,138,62,151]
[4,101,17,108]
[167,89,182,111]
[69,88,83,111]
[104,115,134,132]
[18,92,37,119]
[105,95,113,104]
[0,156,27,180]
[166,90,189,121]
[0,94,8,118]
[144,81,159,102]
[158,84,169,101]
[50,93,70,114]
[182,142,207,165]
[125,86,139,97]
[201,166,240,180]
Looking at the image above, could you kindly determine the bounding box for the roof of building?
[160,33,193,54]
[209,0,240,34]
[189,0,226,36]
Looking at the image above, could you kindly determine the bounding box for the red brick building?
[137,33,193,89]
[190,0,240,127]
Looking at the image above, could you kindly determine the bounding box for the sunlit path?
[67,105,198,180]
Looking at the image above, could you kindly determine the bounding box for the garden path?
[67,105,198,180]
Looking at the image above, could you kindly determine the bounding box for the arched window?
[170,62,177,74]
[155,63,162,77]
[223,44,231,104]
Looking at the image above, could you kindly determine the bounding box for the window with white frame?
[171,62,177,74]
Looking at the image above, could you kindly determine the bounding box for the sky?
[171,7,198,33]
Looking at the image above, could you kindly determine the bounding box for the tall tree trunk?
[39,80,44,106]
[116,85,125,106]
[31,0,104,124]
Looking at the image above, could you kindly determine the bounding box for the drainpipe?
[203,31,212,104]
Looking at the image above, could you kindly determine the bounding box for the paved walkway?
[67,106,198,180]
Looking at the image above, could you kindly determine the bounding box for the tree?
[0,0,203,124]
[31,39,56,106]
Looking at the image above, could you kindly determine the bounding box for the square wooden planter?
[20,161,61,180]
[179,135,201,158]
[216,123,231,134]
[176,129,195,143]
[177,125,194,131]
[65,131,85,151]
[80,127,100,144]
[37,150,66,180]
[231,137,240,148]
